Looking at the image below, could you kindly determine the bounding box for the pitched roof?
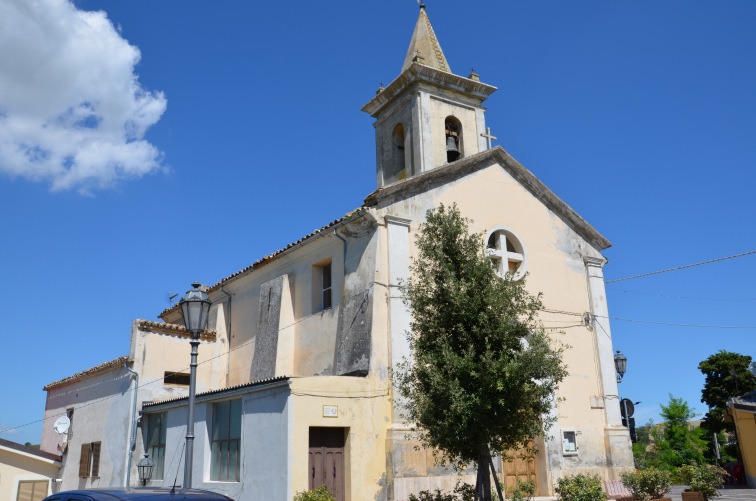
[159,207,369,319]
[44,356,129,391]
[402,5,450,74]
[363,146,612,251]
[0,437,61,463]
[142,375,291,410]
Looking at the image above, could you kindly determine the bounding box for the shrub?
[679,464,728,498]
[509,479,535,501]
[408,483,474,501]
[555,474,606,501]
[293,485,335,501]
[621,468,671,500]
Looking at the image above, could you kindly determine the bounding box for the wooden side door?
[502,441,538,496]
[308,427,346,501]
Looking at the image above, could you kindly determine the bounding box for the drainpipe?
[220,286,234,387]
[333,229,348,269]
[124,362,139,488]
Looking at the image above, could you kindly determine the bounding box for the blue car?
[42,488,235,501]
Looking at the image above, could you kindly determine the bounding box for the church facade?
[40,7,632,500]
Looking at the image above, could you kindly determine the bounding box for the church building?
[40,6,632,500]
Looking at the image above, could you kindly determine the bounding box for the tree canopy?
[698,350,756,462]
[395,204,567,501]
[631,395,707,471]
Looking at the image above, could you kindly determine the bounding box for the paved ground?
[668,485,755,501]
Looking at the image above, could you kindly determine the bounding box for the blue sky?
[1,0,754,445]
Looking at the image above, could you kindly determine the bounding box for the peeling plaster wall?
[219,216,380,384]
[40,367,133,491]
[252,276,285,381]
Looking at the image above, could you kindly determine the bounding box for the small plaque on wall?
[323,405,338,418]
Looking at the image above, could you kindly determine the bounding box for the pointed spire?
[402,4,451,74]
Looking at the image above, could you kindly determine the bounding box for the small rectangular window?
[562,430,578,455]
[322,263,332,310]
[164,372,191,385]
[146,413,167,480]
[312,260,333,312]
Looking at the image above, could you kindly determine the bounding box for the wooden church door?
[308,427,346,501]
[502,441,539,496]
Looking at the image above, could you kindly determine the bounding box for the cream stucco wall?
[0,445,59,501]
[372,160,632,493]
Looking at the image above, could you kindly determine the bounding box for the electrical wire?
[1,284,381,436]
[605,250,756,283]
[595,314,756,329]
[607,286,756,302]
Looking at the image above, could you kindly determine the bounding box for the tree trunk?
[479,449,492,501]
[488,452,505,501]
[475,461,483,501]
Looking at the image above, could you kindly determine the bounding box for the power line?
[607,286,756,302]
[0,284,380,436]
[596,314,756,330]
[605,250,756,283]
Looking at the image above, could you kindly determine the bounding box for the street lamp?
[614,350,627,383]
[178,282,212,489]
[136,454,154,486]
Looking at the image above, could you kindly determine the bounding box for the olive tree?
[395,204,568,501]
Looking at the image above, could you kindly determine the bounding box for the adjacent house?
[39,6,633,500]
[728,391,756,487]
[0,438,61,501]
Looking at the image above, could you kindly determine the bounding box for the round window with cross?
[485,226,527,280]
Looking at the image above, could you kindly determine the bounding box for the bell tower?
[362,4,497,188]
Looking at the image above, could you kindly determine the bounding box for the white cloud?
[0,0,167,194]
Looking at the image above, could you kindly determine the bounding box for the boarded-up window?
[78,441,101,478]
[79,443,91,478]
[210,399,241,481]
[16,480,49,501]
[163,372,190,385]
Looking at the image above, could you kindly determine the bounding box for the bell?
[446,136,459,153]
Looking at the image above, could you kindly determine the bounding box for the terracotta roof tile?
[159,207,369,318]
[44,356,129,391]
[137,319,216,341]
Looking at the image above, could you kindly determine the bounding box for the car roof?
[42,488,234,500]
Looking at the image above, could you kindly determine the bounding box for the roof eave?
[159,208,372,320]
[364,147,611,252]
[362,63,497,118]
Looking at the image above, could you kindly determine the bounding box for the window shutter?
[16,480,33,501]
[91,442,101,478]
[79,443,91,478]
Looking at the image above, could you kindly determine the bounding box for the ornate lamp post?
[614,350,636,441]
[178,282,212,489]
[136,454,154,486]
[614,350,627,383]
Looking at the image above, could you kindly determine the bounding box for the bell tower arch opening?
[390,123,407,181]
[445,116,463,163]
